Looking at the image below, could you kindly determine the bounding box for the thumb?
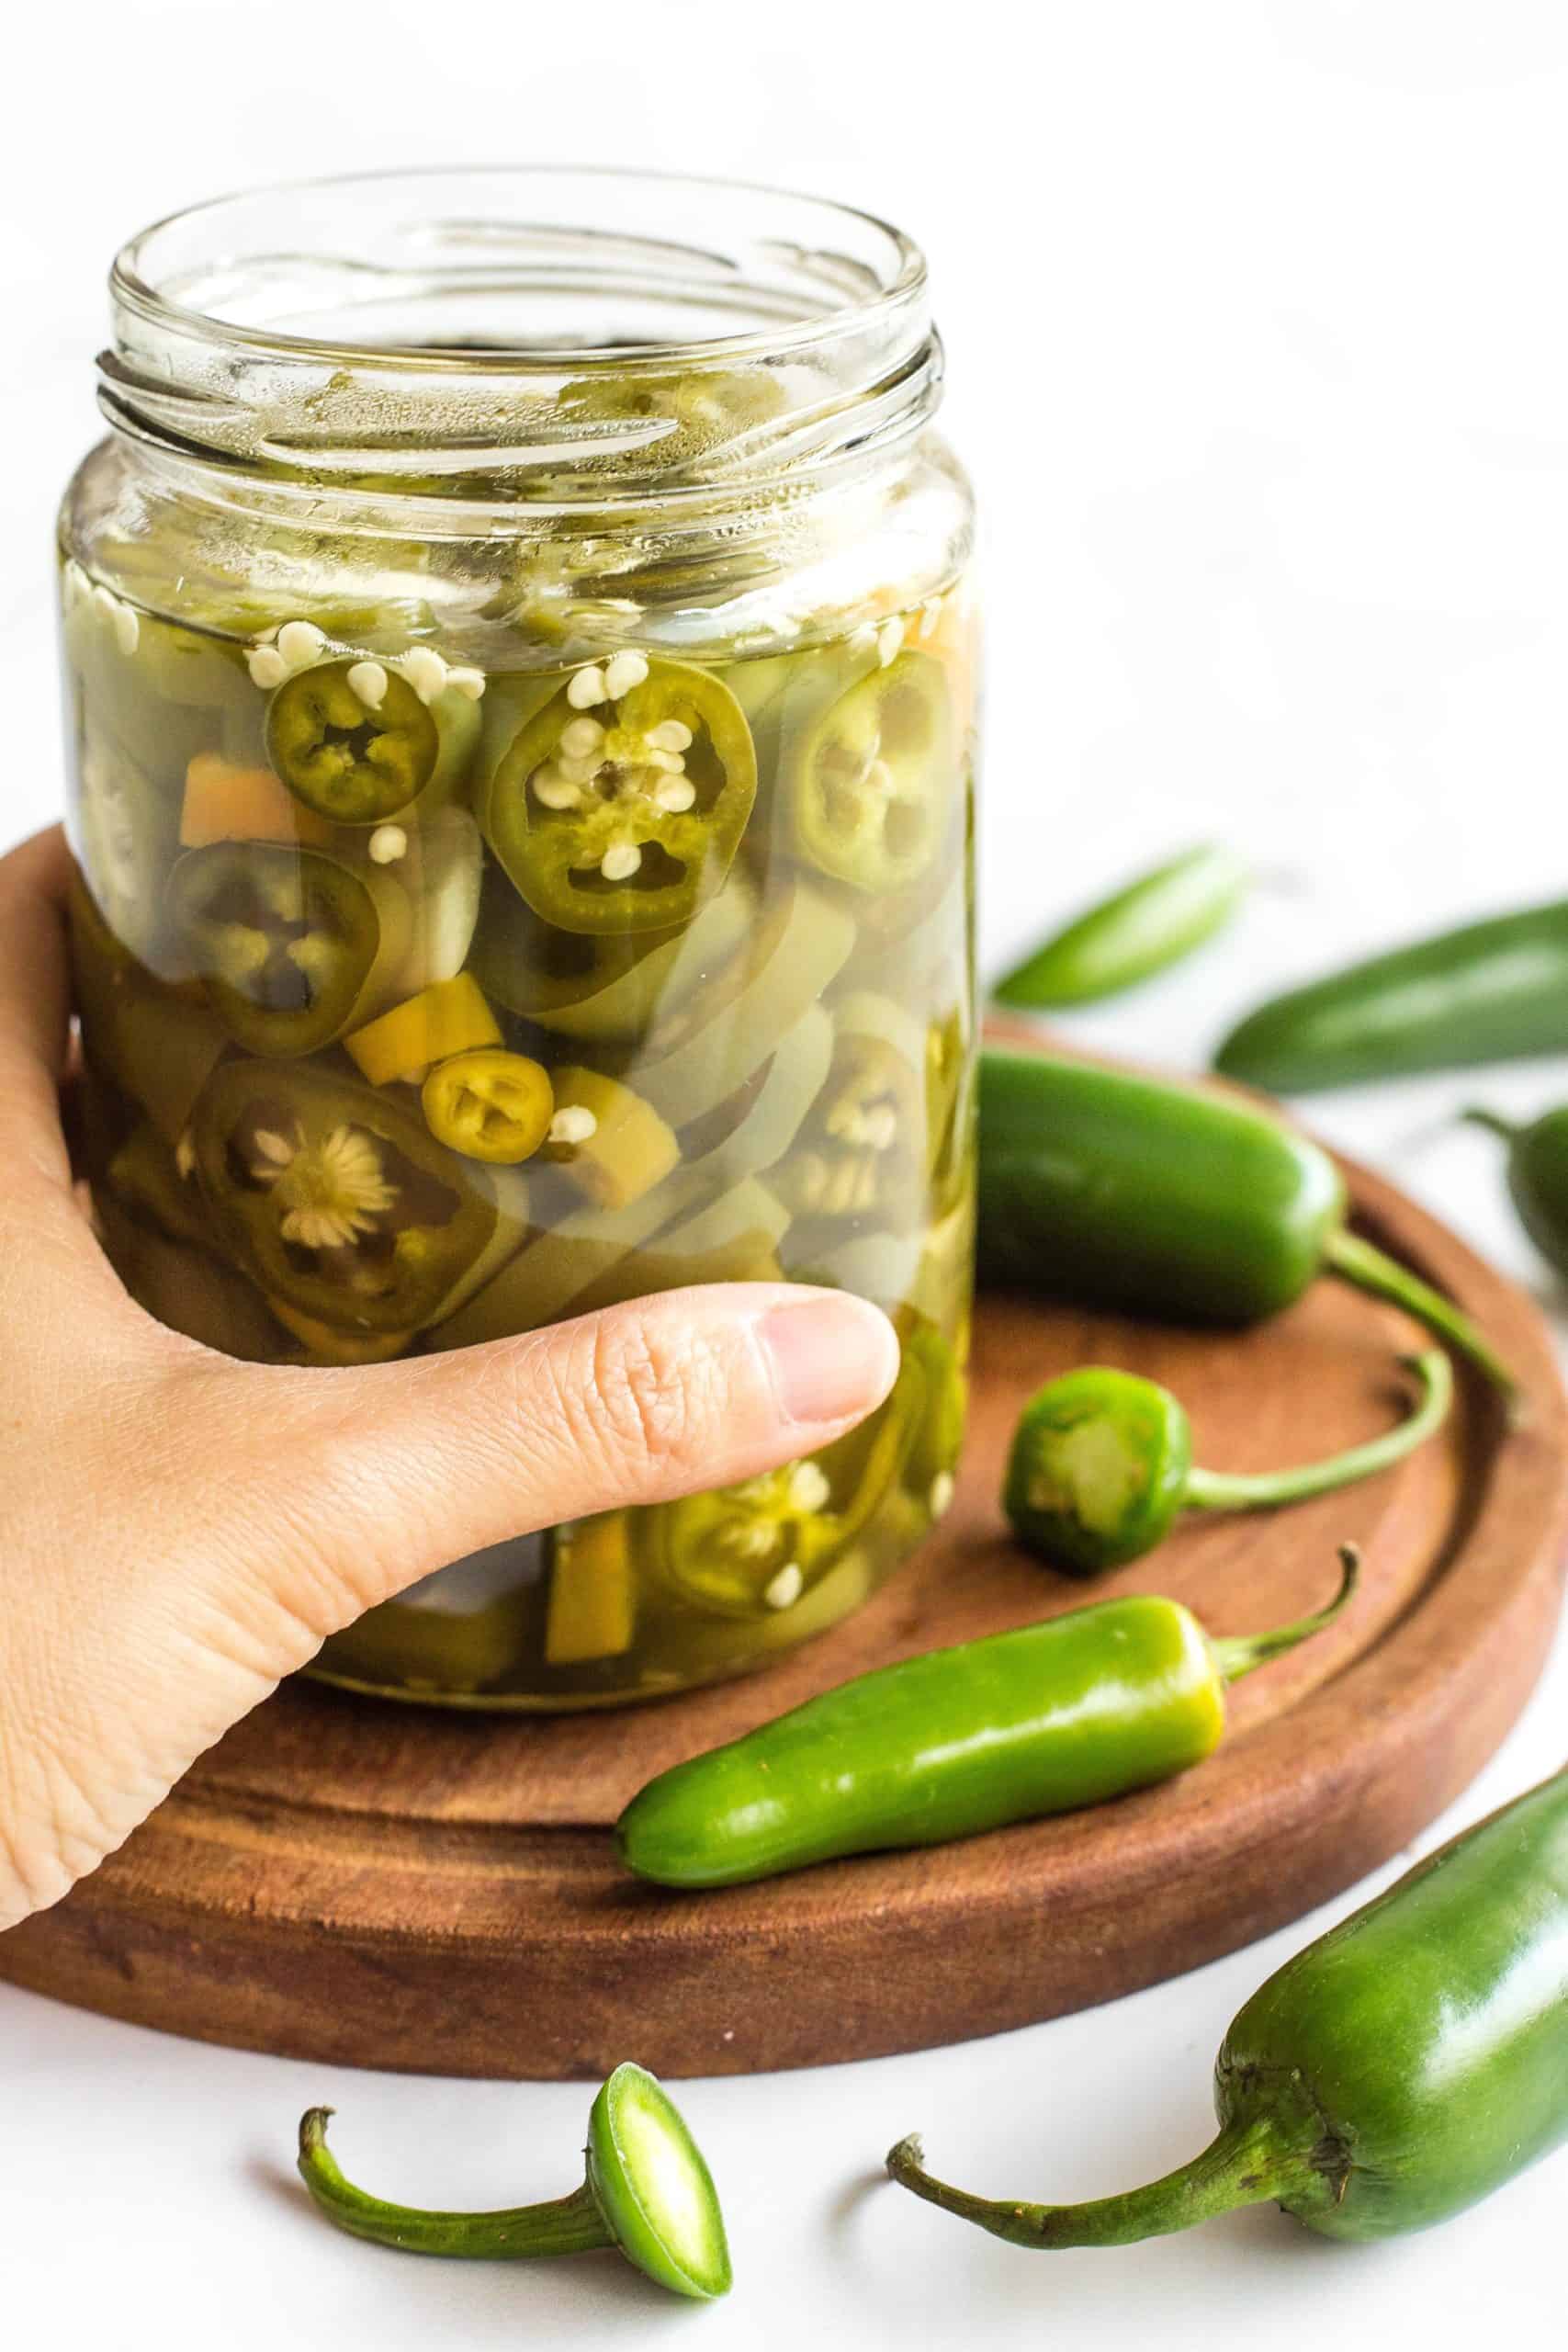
[224,1282,901,1634]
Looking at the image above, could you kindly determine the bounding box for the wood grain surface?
[2,1112,1564,2079]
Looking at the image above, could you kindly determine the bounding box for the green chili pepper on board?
[888,1765,1568,2247]
[1213,897,1568,1092]
[1464,1105,1568,1278]
[615,1548,1359,1889]
[1005,1352,1450,1575]
[993,843,1248,1010]
[977,1048,1518,1400]
[298,2064,731,2301]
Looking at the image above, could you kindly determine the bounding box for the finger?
[0,827,75,1194]
[202,1283,901,1628]
[0,833,186,1348]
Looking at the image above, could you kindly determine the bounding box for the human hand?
[0,829,899,1927]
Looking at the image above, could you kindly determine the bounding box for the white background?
[4,4,1568,2346]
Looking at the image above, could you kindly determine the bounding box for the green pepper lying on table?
[615,1548,1358,1888]
[1213,894,1568,1091]
[1465,1102,1568,1279]
[888,1764,1568,2247]
[299,2064,731,2301]
[1004,1352,1450,1574]
[993,842,1249,1010]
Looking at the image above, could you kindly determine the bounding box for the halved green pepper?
[481,656,756,935]
[191,1059,497,1332]
[297,2064,731,2301]
[785,650,953,897]
[1004,1353,1452,1574]
[170,843,409,1058]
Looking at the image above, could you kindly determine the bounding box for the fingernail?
[757,1295,900,1429]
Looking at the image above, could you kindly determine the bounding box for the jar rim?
[100,166,939,499]
[110,163,928,371]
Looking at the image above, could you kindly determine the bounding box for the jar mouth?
[100,166,938,499]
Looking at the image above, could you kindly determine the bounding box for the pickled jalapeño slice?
[788,650,953,895]
[267,658,442,823]
[482,654,756,934]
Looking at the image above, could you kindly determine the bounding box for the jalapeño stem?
[1325,1229,1518,1406]
[885,2119,1302,2249]
[1461,1108,1520,1144]
[1184,1353,1450,1515]
[1207,1542,1360,1685]
[297,2109,613,2261]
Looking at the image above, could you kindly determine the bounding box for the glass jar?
[58,168,977,1708]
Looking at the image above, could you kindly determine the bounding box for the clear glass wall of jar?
[59,169,977,1706]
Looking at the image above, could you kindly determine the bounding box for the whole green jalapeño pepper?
[482,654,756,934]
[298,2064,731,2301]
[1005,1352,1450,1574]
[616,1550,1358,1887]
[191,1059,497,1332]
[169,843,407,1057]
[1464,1103,1568,1277]
[888,1765,1568,2247]
[978,1047,1518,1398]
[994,843,1249,1010]
[1213,896,1568,1091]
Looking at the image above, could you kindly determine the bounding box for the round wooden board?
[4,1091,1567,2079]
